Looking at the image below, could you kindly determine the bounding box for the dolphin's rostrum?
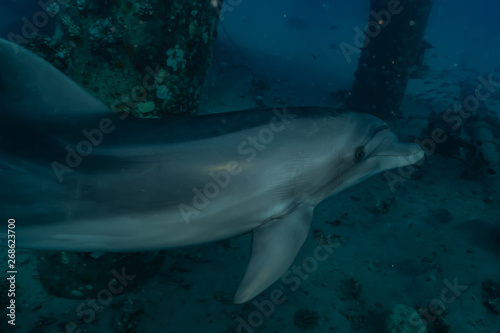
[0,38,424,304]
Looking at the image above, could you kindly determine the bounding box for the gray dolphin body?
[0,38,424,303]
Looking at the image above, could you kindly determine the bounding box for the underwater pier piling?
[27,0,222,116]
[346,0,434,119]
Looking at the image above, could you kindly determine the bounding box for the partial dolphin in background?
[0,38,424,303]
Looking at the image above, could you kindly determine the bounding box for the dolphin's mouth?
[371,137,425,167]
[406,148,425,165]
[388,145,424,169]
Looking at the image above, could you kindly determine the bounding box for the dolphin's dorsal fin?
[233,203,314,304]
[0,38,110,124]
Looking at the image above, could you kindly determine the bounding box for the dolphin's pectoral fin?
[233,203,314,304]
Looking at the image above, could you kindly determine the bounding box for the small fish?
[330,25,338,30]
[311,54,317,59]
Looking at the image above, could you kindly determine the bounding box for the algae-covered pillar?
[24,0,222,117]
[345,0,434,119]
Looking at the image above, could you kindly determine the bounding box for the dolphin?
[0,38,424,303]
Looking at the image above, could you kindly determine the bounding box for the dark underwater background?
[0,0,499,332]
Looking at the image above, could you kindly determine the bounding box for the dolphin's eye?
[354,146,365,163]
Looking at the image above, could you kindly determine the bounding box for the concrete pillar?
[346,0,434,119]
[26,0,222,117]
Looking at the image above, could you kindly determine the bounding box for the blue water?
[0,1,499,332]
